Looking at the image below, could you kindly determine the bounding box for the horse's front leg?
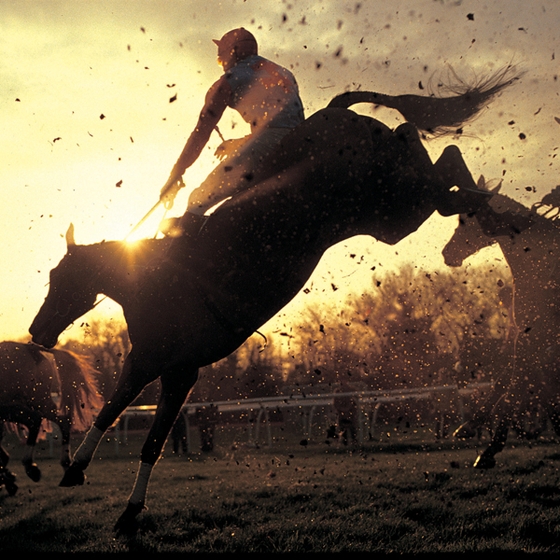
[60,352,156,488]
[114,367,197,535]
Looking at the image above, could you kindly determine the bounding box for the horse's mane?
[476,188,560,239]
[50,348,103,432]
[488,191,534,219]
[531,185,560,223]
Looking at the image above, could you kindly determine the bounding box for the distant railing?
[109,382,493,454]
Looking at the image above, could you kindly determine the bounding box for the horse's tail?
[50,349,104,432]
[327,64,524,134]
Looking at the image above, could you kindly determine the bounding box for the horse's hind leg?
[21,416,43,482]
[434,145,478,192]
[393,123,491,214]
[472,389,522,469]
[0,423,18,496]
[473,420,510,469]
[433,145,493,215]
[52,414,72,472]
[454,383,504,439]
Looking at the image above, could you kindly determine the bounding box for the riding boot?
[166,212,206,262]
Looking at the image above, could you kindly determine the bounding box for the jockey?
[160,28,305,238]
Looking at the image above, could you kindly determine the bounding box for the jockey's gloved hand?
[214,136,250,161]
[159,178,185,210]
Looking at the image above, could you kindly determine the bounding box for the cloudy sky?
[1,0,558,343]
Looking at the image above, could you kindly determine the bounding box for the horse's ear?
[477,175,502,194]
[65,223,76,248]
[491,180,503,193]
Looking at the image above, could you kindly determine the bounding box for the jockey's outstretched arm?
[160,78,231,201]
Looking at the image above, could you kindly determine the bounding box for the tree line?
[57,260,512,404]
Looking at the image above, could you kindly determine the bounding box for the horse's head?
[442,183,535,267]
[29,225,98,348]
[442,210,495,267]
[441,177,498,267]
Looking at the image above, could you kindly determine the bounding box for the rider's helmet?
[213,28,258,65]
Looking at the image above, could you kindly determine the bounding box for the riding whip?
[125,179,185,241]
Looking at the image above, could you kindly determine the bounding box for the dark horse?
[0,341,102,495]
[29,68,519,533]
[442,184,560,468]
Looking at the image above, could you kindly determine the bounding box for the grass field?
[1,422,559,553]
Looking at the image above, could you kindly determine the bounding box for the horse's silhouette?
[28,68,518,533]
[442,185,560,468]
[0,341,102,495]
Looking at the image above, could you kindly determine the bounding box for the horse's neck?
[497,216,560,287]
[83,238,168,302]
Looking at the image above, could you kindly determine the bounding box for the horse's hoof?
[25,463,42,483]
[114,502,146,536]
[0,469,18,496]
[5,478,18,496]
[473,452,496,469]
[59,463,86,487]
